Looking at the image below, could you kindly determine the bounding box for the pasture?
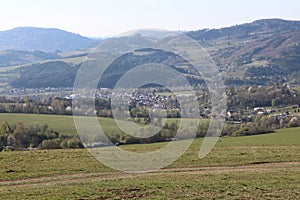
[0,113,210,140]
[0,113,299,199]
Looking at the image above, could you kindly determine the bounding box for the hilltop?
[0,27,98,52]
[188,19,300,85]
[0,19,300,89]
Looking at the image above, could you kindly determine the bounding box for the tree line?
[0,121,83,151]
[226,84,300,109]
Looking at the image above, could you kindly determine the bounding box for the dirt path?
[159,161,300,173]
[0,161,299,189]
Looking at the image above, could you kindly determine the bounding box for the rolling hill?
[11,61,79,88]
[1,19,300,89]
[0,27,98,52]
[0,50,60,67]
[186,19,300,84]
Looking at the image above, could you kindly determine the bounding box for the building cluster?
[128,92,180,110]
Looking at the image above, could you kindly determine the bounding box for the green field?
[0,113,77,134]
[0,113,136,137]
[0,112,299,199]
[0,113,209,139]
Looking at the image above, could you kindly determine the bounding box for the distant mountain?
[187,18,300,41]
[118,29,177,39]
[0,27,98,52]
[3,18,300,88]
[98,33,155,51]
[187,18,300,85]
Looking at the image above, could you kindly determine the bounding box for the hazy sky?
[1,0,299,37]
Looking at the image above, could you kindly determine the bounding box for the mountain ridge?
[0,27,98,52]
[187,18,300,41]
[1,18,300,89]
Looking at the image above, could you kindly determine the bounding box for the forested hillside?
[1,19,300,88]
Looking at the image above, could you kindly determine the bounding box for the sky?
[1,0,300,37]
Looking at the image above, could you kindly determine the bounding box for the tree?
[66,138,84,148]
[7,134,16,147]
[39,139,61,149]
[271,99,277,107]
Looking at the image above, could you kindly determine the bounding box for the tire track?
[0,161,299,189]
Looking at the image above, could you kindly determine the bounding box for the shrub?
[39,138,61,149]
[66,138,84,149]
[232,128,250,136]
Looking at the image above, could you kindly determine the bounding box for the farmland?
[0,14,300,200]
[0,118,299,199]
[0,113,210,139]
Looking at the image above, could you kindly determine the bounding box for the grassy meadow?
[0,112,299,199]
[0,113,210,140]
